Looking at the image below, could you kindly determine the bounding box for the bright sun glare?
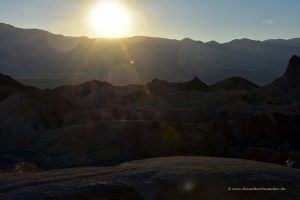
[90,1,130,37]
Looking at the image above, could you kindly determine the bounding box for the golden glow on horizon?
[90,1,130,37]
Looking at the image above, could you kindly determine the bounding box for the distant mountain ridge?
[0,23,300,88]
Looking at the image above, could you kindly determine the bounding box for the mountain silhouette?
[1,23,300,88]
[0,73,24,89]
[272,55,300,90]
[0,73,36,100]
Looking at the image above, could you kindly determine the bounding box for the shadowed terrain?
[0,56,300,171]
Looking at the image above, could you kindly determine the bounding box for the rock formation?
[210,76,258,91]
[0,56,299,170]
[0,157,299,200]
[272,55,300,90]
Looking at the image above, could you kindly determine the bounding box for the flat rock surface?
[0,156,299,200]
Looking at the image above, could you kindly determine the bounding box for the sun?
[90,1,130,37]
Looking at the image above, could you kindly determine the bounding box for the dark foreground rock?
[0,156,299,200]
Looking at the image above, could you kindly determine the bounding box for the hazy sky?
[0,0,300,42]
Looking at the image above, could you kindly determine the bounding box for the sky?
[0,0,300,42]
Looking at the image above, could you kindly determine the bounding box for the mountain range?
[1,23,300,198]
[1,23,300,88]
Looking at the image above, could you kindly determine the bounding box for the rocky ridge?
[0,56,300,170]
